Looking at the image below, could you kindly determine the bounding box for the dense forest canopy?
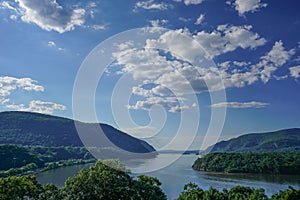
[193,152,300,174]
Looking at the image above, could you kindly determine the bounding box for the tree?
[0,175,42,200]
[271,186,300,200]
[133,175,167,200]
[61,160,166,200]
[177,183,204,200]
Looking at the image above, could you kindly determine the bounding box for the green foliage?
[177,183,204,200]
[0,144,44,170]
[39,184,62,200]
[0,175,42,200]
[205,128,300,153]
[0,144,95,176]
[178,184,299,200]
[0,161,299,200]
[271,186,300,200]
[193,152,300,174]
[62,160,167,200]
[133,175,167,200]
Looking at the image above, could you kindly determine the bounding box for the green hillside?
[204,128,300,154]
[0,111,156,154]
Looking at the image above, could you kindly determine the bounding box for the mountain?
[203,128,300,154]
[0,111,156,155]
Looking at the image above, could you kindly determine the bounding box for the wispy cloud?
[135,0,171,11]
[174,0,205,6]
[47,41,64,51]
[195,14,205,25]
[211,101,269,108]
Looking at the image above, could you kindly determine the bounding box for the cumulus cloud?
[135,0,170,11]
[6,100,66,114]
[0,76,44,100]
[146,25,266,60]
[14,0,86,33]
[256,41,295,83]
[211,101,269,108]
[0,76,66,114]
[228,0,267,15]
[194,24,266,58]
[289,66,300,78]
[195,14,205,25]
[109,28,293,113]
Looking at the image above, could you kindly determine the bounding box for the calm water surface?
[36,154,300,199]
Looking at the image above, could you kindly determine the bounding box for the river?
[36,154,300,199]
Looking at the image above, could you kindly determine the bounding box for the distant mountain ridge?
[203,128,300,154]
[0,111,156,155]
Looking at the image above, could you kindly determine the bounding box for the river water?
[36,154,300,199]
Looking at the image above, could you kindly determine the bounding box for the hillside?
[203,128,300,154]
[0,111,156,155]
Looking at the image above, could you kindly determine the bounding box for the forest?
[0,144,95,177]
[0,160,299,200]
[193,152,300,174]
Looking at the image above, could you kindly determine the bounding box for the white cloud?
[0,76,66,115]
[109,29,294,113]
[194,24,266,58]
[256,41,295,83]
[229,0,267,15]
[195,14,205,25]
[47,41,56,47]
[15,0,86,33]
[91,24,106,30]
[260,41,295,67]
[175,0,204,5]
[149,19,168,27]
[146,25,266,60]
[10,15,17,20]
[211,101,269,108]
[135,0,170,11]
[47,41,65,51]
[289,66,300,78]
[0,76,44,100]
[178,17,191,22]
[1,1,17,11]
[233,61,251,67]
[6,100,66,114]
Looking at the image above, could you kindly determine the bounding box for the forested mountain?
[203,128,300,154]
[0,111,156,154]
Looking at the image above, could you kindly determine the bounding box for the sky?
[0,0,300,150]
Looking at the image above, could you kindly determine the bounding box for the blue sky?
[0,0,300,150]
